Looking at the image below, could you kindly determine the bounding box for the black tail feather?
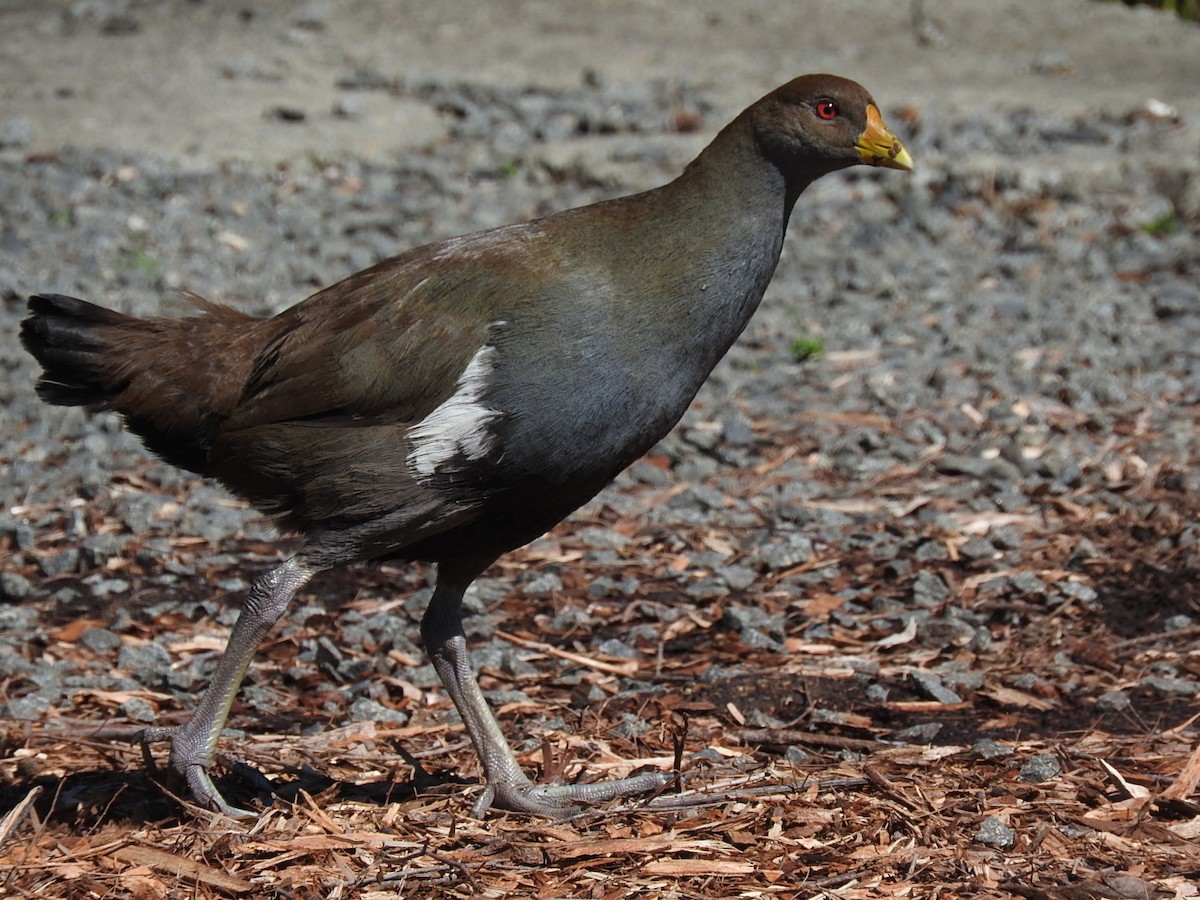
[21,292,232,475]
[20,293,134,408]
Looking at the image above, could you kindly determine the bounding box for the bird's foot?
[134,725,259,818]
[474,769,673,818]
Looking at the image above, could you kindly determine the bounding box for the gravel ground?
[1,1,1199,894]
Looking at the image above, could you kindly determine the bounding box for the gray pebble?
[918,617,980,649]
[595,637,637,660]
[865,683,889,702]
[119,696,158,723]
[0,571,32,602]
[0,651,33,677]
[550,604,597,630]
[117,642,172,681]
[79,626,122,654]
[1017,753,1061,783]
[81,532,128,567]
[684,577,729,600]
[909,670,963,705]
[1151,283,1200,320]
[957,537,997,562]
[82,576,130,596]
[753,533,814,571]
[971,739,1013,760]
[974,815,1016,849]
[935,453,1020,483]
[1054,581,1098,606]
[1066,540,1101,570]
[784,746,810,765]
[1008,571,1046,596]
[613,712,652,739]
[4,695,54,720]
[521,571,564,595]
[1142,675,1198,696]
[575,527,630,550]
[914,540,949,563]
[348,696,407,724]
[38,548,80,577]
[911,570,950,607]
[937,667,984,691]
[717,565,757,591]
[896,722,943,742]
[1095,690,1130,711]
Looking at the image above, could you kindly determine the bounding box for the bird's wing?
[230,259,495,430]
[206,242,522,535]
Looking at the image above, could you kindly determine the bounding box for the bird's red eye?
[815,100,838,120]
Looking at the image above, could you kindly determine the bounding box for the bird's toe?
[478,770,673,818]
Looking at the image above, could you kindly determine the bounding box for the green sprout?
[789,334,825,362]
[122,248,159,275]
[1142,211,1180,237]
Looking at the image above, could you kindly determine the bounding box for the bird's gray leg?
[137,555,315,816]
[421,569,670,817]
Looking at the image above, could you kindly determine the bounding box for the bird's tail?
[20,292,257,474]
[21,293,135,408]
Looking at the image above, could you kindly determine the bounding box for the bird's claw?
[180,763,258,818]
[131,725,259,818]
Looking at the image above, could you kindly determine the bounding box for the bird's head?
[749,74,914,178]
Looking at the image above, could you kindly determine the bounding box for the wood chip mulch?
[1,430,1198,898]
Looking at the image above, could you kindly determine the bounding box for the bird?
[20,73,912,818]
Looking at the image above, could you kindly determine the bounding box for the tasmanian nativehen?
[21,74,912,816]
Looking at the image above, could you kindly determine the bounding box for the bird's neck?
[674,108,827,230]
[636,115,799,333]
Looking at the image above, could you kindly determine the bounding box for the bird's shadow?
[0,757,473,829]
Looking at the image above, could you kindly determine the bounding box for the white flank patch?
[407,345,501,478]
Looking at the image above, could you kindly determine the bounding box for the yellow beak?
[855,104,914,171]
